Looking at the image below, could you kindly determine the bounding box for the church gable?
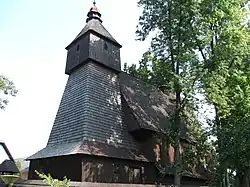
[119,72,175,133]
[119,72,190,141]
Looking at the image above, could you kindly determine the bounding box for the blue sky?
[0,0,151,159]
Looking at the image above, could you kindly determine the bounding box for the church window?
[104,43,108,50]
[76,44,80,51]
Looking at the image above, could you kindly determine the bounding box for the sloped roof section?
[66,19,121,49]
[119,72,175,132]
[26,142,82,160]
[0,160,19,173]
[26,140,149,162]
[119,72,190,140]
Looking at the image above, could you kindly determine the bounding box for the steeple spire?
[86,1,102,23]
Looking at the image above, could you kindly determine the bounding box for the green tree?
[204,32,250,186]
[15,161,22,170]
[134,0,250,186]
[192,0,250,186]
[0,75,17,109]
[135,0,205,185]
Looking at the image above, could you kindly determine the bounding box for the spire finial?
[86,0,102,23]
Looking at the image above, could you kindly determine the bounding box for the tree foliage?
[0,75,17,110]
[194,1,250,186]
[35,170,70,187]
[15,161,22,170]
[129,0,250,186]
[133,0,209,186]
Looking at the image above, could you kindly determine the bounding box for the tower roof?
[66,2,121,50]
[86,1,102,23]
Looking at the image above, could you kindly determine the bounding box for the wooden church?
[27,2,209,186]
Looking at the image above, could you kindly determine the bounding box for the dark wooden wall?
[81,155,157,184]
[28,155,81,181]
[28,154,208,186]
[65,32,121,75]
[29,155,159,184]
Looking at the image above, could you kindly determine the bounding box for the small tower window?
[104,43,108,50]
[76,44,80,52]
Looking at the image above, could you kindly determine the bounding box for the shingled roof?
[119,73,190,140]
[0,142,19,173]
[27,140,148,162]
[27,71,190,161]
[66,19,121,50]
[120,73,175,132]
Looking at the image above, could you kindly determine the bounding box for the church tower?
[27,2,142,182]
[64,1,122,75]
